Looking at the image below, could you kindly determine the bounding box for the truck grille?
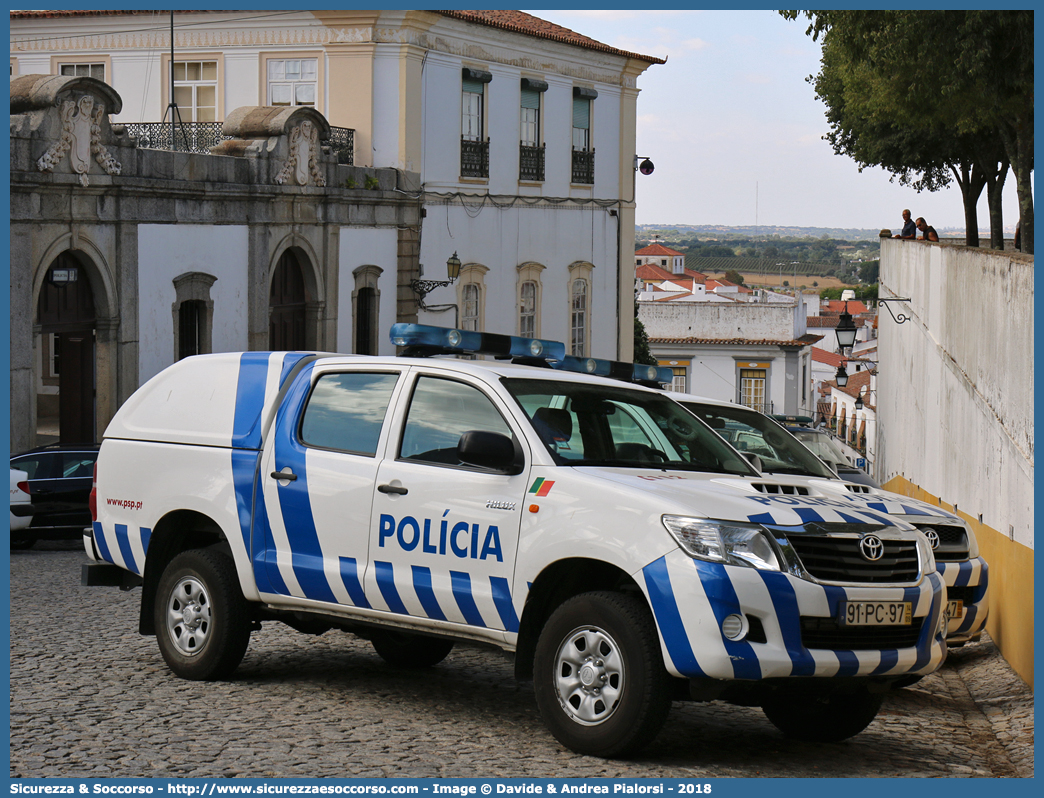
[800,616,925,650]
[787,534,920,583]
[915,524,969,561]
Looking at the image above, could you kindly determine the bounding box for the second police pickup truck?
[84,325,947,757]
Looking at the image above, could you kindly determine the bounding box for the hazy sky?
[526,8,1026,232]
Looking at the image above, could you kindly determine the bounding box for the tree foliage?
[781,10,1033,252]
[723,269,746,286]
[633,300,657,366]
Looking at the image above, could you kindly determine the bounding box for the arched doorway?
[269,250,308,350]
[36,252,97,443]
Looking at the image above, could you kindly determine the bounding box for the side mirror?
[742,453,763,473]
[457,430,521,474]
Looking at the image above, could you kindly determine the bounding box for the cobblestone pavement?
[9,544,1034,779]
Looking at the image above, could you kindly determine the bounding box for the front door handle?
[270,470,298,482]
[377,483,408,495]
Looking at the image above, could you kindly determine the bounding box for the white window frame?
[161,52,224,122]
[51,55,110,82]
[516,262,545,339]
[261,52,323,113]
[462,87,484,142]
[456,263,490,333]
[171,59,218,123]
[567,261,595,357]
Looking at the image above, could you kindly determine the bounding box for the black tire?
[370,630,454,668]
[761,687,884,742]
[10,537,36,550]
[533,591,672,758]
[154,548,251,680]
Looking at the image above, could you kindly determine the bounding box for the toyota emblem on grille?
[859,534,885,561]
[924,528,941,549]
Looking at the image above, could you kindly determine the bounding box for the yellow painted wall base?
[883,476,1034,688]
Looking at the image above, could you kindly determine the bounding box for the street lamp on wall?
[411,252,462,303]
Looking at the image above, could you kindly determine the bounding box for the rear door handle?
[270,470,298,482]
[377,484,408,495]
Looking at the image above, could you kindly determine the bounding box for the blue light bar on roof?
[389,324,565,361]
[552,355,674,385]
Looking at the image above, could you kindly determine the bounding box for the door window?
[399,377,512,466]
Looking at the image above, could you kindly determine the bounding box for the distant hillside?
[685,256,841,277]
[637,224,890,240]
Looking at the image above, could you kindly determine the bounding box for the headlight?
[915,533,937,573]
[662,516,782,570]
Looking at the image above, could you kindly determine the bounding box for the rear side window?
[300,372,399,456]
[11,454,58,479]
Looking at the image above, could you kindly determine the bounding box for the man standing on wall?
[894,209,917,239]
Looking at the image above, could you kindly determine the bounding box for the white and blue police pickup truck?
[673,393,989,647]
[83,325,947,757]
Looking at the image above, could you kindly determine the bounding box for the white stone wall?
[137,224,250,384]
[419,204,617,357]
[336,228,401,357]
[638,300,804,341]
[878,239,1033,549]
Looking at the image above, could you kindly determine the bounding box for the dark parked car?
[772,417,880,488]
[9,443,99,548]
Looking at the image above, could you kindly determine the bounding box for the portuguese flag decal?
[529,477,555,497]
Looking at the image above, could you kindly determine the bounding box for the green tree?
[633,300,656,366]
[782,10,1032,252]
[858,260,880,283]
[723,269,746,286]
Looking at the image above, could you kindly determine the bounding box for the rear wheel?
[761,687,883,742]
[154,549,251,680]
[533,591,671,758]
[370,630,454,668]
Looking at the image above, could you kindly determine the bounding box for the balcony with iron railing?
[519,143,545,182]
[571,148,594,184]
[119,121,354,164]
[461,137,490,179]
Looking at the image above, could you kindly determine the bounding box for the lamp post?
[834,301,857,352]
[411,252,462,303]
[835,364,849,388]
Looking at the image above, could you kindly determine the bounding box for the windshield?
[791,429,851,469]
[679,402,837,479]
[503,379,756,475]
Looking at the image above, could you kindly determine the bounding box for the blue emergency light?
[552,355,674,385]
[389,323,565,361]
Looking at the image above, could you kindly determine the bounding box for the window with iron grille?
[268,58,317,107]
[519,81,544,181]
[461,71,490,178]
[172,60,217,122]
[571,94,595,184]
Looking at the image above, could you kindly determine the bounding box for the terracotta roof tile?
[10,9,667,64]
[811,348,843,367]
[651,333,823,348]
[438,10,665,63]
[636,243,684,257]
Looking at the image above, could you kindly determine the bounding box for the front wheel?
[533,591,671,758]
[761,687,884,742]
[154,549,251,680]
